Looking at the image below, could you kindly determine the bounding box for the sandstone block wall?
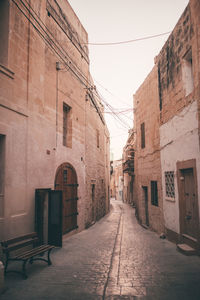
[0,0,110,240]
[134,66,164,234]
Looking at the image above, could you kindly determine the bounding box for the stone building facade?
[132,0,200,250]
[122,129,134,205]
[133,67,164,233]
[157,0,200,250]
[0,0,110,241]
[110,159,123,201]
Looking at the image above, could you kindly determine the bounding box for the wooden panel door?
[182,168,198,239]
[35,188,51,245]
[48,190,63,247]
[35,189,62,247]
[55,163,78,234]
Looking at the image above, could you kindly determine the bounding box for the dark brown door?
[35,189,63,247]
[48,190,63,247]
[35,188,51,245]
[55,163,78,234]
[182,168,198,239]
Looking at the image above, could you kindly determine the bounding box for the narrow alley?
[1,198,200,300]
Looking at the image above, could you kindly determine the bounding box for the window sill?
[165,197,175,202]
[0,64,15,79]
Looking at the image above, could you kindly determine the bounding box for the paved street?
[1,199,200,300]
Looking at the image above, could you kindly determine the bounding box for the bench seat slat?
[3,238,38,253]
[15,245,54,260]
[2,232,37,246]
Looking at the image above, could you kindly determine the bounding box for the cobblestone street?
[2,199,200,300]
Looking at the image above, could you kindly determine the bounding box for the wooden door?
[35,189,62,247]
[48,190,63,247]
[182,168,198,239]
[55,163,78,234]
[35,188,51,245]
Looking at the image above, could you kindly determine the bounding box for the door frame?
[54,162,78,234]
[177,159,199,240]
[142,186,149,226]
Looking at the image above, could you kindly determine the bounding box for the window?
[182,48,194,96]
[96,129,100,148]
[165,171,175,198]
[151,181,158,206]
[0,0,9,65]
[0,135,5,217]
[63,103,72,148]
[141,122,145,149]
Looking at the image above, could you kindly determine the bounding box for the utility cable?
[12,0,132,130]
[85,31,171,46]
[11,0,105,124]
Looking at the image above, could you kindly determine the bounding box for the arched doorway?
[55,163,78,234]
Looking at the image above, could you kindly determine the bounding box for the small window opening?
[63,103,72,148]
[0,135,5,217]
[0,0,9,66]
[96,129,100,148]
[141,122,145,149]
[151,181,158,206]
[182,49,194,96]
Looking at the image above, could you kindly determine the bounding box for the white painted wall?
[160,100,200,233]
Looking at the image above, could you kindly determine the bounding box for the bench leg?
[47,249,53,265]
[29,257,33,264]
[4,260,8,275]
[22,260,28,279]
[4,253,9,275]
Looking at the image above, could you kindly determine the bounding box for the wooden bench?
[1,232,54,279]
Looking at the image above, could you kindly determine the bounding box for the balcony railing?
[123,159,134,175]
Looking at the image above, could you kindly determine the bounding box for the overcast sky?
[68,0,189,160]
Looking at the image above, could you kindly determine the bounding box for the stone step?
[177,243,198,256]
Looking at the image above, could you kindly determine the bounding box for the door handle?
[186,214,192,220]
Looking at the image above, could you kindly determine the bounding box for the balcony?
[123,159,134,175]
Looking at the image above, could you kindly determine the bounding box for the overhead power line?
[12,0,133,130]
[84,31,171,46]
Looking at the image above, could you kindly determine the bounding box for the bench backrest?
[1,232,39,253]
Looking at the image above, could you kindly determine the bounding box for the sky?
[68,0,189,160]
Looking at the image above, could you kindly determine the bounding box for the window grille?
[165,171,175,198]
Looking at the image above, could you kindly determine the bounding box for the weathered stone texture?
[0,0,109,240]
[157,3,199,125]
[133,0,200,242]
[134,66,164,234]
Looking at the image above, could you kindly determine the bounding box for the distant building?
[122,129,135,205]
[0,0,110,241]
[110,159,123,201]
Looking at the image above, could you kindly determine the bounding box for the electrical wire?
[21,0,88,62]
[99,93,131,129]
[93,78,132,108]
[104,109,133,114]
[11,0,132,130]
[85,31,171,46]
[12,0,106,124]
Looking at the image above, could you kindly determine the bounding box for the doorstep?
[177,243,198,256]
